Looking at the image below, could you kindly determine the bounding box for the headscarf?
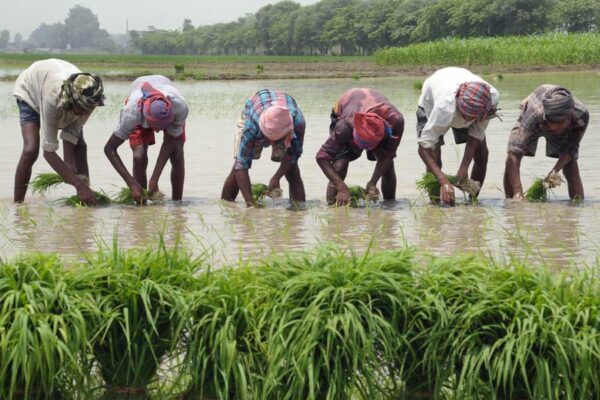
[138,82,174,130]
[60,73,105,111]
[542,87,574,122]
[352,112,387,150]
[456,82,494,121]
[259,104,293,148]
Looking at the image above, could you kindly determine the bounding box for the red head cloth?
[259,104,293,148]
[456,82,493,121]
[138,82,174,131]
[353,112,386,150]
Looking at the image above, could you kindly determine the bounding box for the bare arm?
[418,145,454,205]
[317,158,349,205]
[456,136,481,180]
[104,134,144,202]
[369,156,393,187]
[43,151,97,205]
[148,135,183,192]
[234,169,255,207]
[504,152,523,199]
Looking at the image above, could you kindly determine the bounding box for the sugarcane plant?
[0,254,88,400]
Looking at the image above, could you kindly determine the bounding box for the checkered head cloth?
[456,82,494,121]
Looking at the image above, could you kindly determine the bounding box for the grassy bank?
[1,243,598,399]
[376,33,600,66]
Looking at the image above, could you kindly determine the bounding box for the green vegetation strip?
[1,244,598,399]
[376,33,600,66]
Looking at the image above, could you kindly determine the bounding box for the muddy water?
[0,72,599,267]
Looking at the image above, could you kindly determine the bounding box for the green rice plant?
[525,178,547,202]
[348,185,367,207]
[252,183,269,206]
[416,172,459,201]
[375,33,600,66]
[0,254,88,399]
[29,172,66,195]
[71,242,203,399]
[111,187,164,205]
[64,191,112,207]
[184,267,268,400]
[408,255,600,400]
[413,81,423,91]
[257,246,416,400]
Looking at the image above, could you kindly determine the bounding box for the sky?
[0,0,320,39]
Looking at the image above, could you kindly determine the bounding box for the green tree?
[0,30,9,49]
[552,0,600,32]
[28,23,67,49]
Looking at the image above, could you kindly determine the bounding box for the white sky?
[0,0,319,38]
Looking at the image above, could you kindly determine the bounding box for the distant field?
[0,54,386,81]
[376,33,600,66]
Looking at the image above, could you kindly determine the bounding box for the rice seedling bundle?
[185,268,267,400]
[252,183,269,206]
[72,243,203,399]
[409,255,600,400]
[112,187,164,205]
[256,246,415,400]
[416,172,459,200]
[348,185,367,207]
[525,178,547,202]
[0,254,88,400]
[64,191,112,207]
[29,172,67,195]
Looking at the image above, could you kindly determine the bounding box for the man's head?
[139,82,174,131]
[353,112,387,150]
[543,87,574,134]
[259,104,293,148]
[456,82,494,122]
[61,73,105,115]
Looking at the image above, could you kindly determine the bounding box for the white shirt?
[417,67,499,149]
[13,59,89,152]
[114,75,188,140]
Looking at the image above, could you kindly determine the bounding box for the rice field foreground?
[375,33,600,67]
[1,243,598,400]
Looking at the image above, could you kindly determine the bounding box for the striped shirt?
[508,84,588,158]
[235,89,305,170]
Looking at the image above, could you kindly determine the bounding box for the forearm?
[457,136,480,177]
[43,151,85,189]
[150,137,177,183]
[507,154,523,197]
[317,158,347,190]
[62,142,78,174]
[552,153,573,173]
[272,158,292,181]
[234,169,254,206]
[104,136,138,187]
[418,146,449,185]
[370,156,393,185]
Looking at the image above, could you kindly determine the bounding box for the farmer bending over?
[105,75,188,202]
[417,67,499,205]
[316,88,404,206]
[221,89,306,207]
[504,85,588,201]
[13,58,104,205]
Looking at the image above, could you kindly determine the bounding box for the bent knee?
[21,146,39,162]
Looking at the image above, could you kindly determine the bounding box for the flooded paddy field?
[0,71,599,267]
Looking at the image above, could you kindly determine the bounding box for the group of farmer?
[13,59,588,206]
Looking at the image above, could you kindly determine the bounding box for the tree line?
[2,0,598,55]
[132,0,599,55]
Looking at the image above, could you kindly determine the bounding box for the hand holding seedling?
[365,181,380,201]
[544,170,563,189]
[441,183,455,206]
[336,186,350,206]
[76,183,98,206]
[267,177,282,200]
